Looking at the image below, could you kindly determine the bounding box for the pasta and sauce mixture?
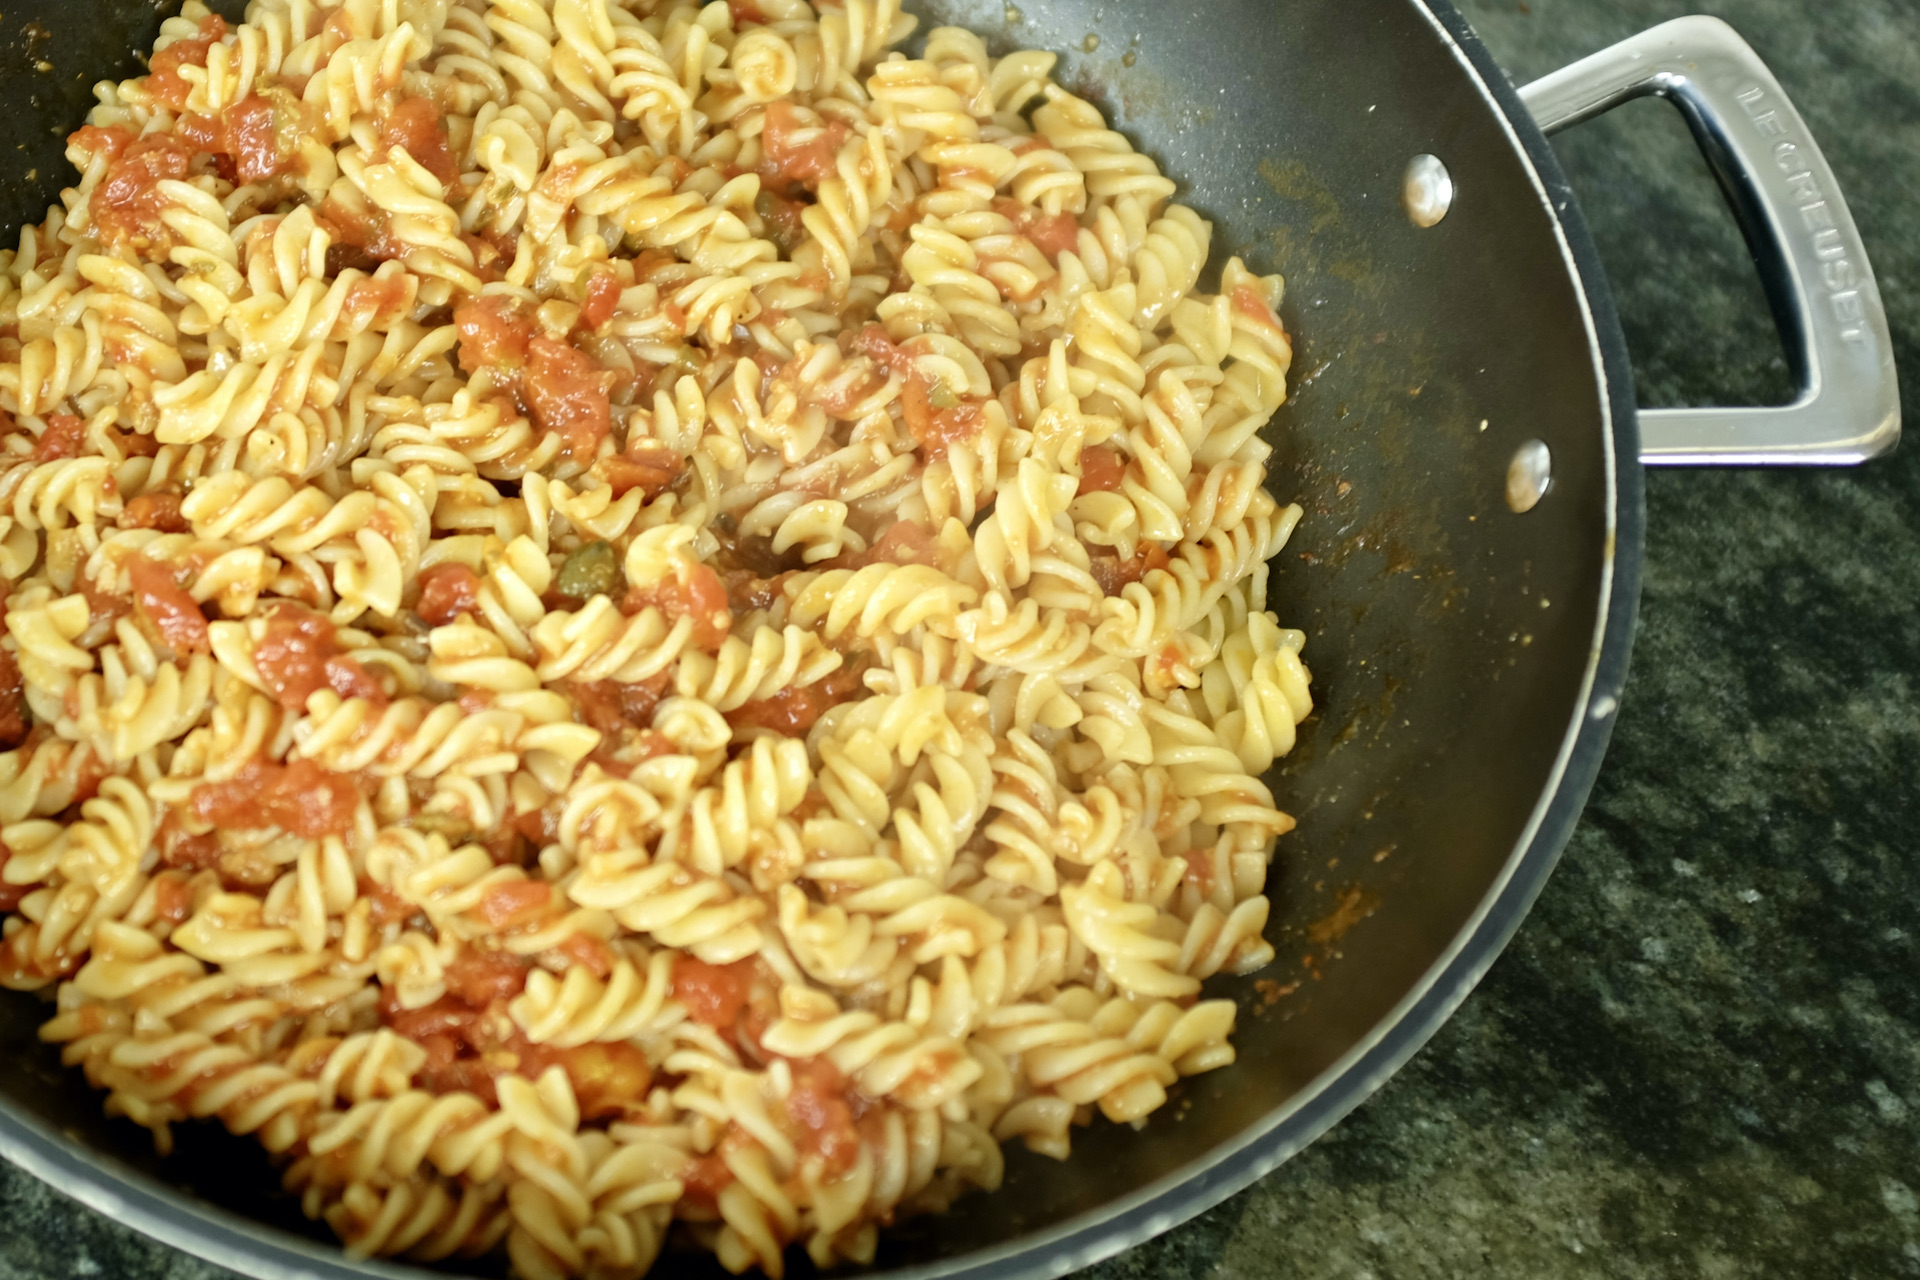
[0,0,1313,1273]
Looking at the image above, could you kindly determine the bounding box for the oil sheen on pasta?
[0,0,1315,1274]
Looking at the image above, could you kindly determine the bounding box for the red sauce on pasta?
[621,565,731,652]
[178,90,313,185]
[679,1151,736,1208]
[91,134,193,251]
[190,756,362,837]
[672,957,754,1028]
[318,200,411,264]
[120,489,188,533]
[759,101,851,193]
[857,519,937,567]
[0,649,27,752]
[146,13,227,110]
[33,414,85,461]
[1230,283,1285,334]
[471,880,551,929]
[579,266,622,331]
[1077,444,1127,495]
[442,945,532,1007]
[415,563,482,626]
[726,659,865,736]
[993,197,1081,260]
[569,671,673,736]
[785,1057,863,1174]
[454,296,615,461]
[152,873,195,924]
[727,0,768,23]
[377,96,458,186]
[899,374,985,455]
[128,554,210,655]
[601,441,683,500]
[252,603,384,709]
[1089,541,1172,596]
[555,932,615,977]
[0,843,26,912]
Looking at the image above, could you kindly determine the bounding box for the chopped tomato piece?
[899,375,984,455]
[152,874,195,924]
[90,135,193,251]
[0,648,26,752]
[786,1057,862,1174]
[190,756,363,837]
[555,932,615,977]
[0,844,26,914]
[120,488,189,533]
[473,880,551,928]
[251,602,383,709]
[759,100,851,192]
[416,563,483,626]
[68,125,133,165]
[33,414,85,461]
[1077,444,1127,495]
[147,13,228,110]
[856,519,937,568]
[378,96,457,186]
[128,554,210,654]
[569,671,673,736]
[726,659,864,736]
[524,336,615,460]
[318,199,410,263]
[443,945,531,1006]
[454,294,535,375]
[579,266,622,331]
[992,197,1080,260]
[601,442,683,500]
[620,564,731,651]
[1089,541,1172,596]
[672,957,754,1028]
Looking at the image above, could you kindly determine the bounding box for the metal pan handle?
[1519,15,1900,466]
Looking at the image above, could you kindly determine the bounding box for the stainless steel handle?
[1519,15,1900,466]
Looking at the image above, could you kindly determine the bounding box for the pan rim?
[0,1,1649,1278]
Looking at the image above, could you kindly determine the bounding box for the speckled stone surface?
[3,1,1919,1277]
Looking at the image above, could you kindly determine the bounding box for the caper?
[556,539,619,601]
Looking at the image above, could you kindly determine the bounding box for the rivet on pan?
[1506,439,1551,513]
[1403,154,1453,227]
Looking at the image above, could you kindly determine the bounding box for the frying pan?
[0,1,1897,1278]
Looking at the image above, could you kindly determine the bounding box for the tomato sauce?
[128,554,210,654]
[120,488,189,533]
[992,197,1080,260]
[1230,283,1285,334]
[0,648,26,752]
[443,945,532,1006]
[680,1150,736,1209]
[341,274,410,326]
[759,101,851,193]
[33,414,85,461]
[318,200,410,263]
[525,336,615,459]
[569,671,673,736]
[726,658,865,736]
[1076,444,1127,495]
[252,603,384,709]
[727,0,767,23]
[601,442,683,500]
[1089,541,1172,596]
[579,266,622,331]
[377,96,457,186]
[146,13,227,110]
[785,1057,862,1174]
[190,756,363,837]
[454,297,614,461]
[851,519,936,568]
[416,563,482,626]
[90,134,193,251]
[899,374,985,455]
[555,932,615,977]
[620,564,731,651]
[672,957,754,1028]
[152,873,195,924]
[471,880,551,929]
[0,846,26,914]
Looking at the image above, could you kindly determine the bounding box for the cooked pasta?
[0,0,1312,1274]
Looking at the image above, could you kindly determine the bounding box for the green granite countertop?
[4,0,1918,1277]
